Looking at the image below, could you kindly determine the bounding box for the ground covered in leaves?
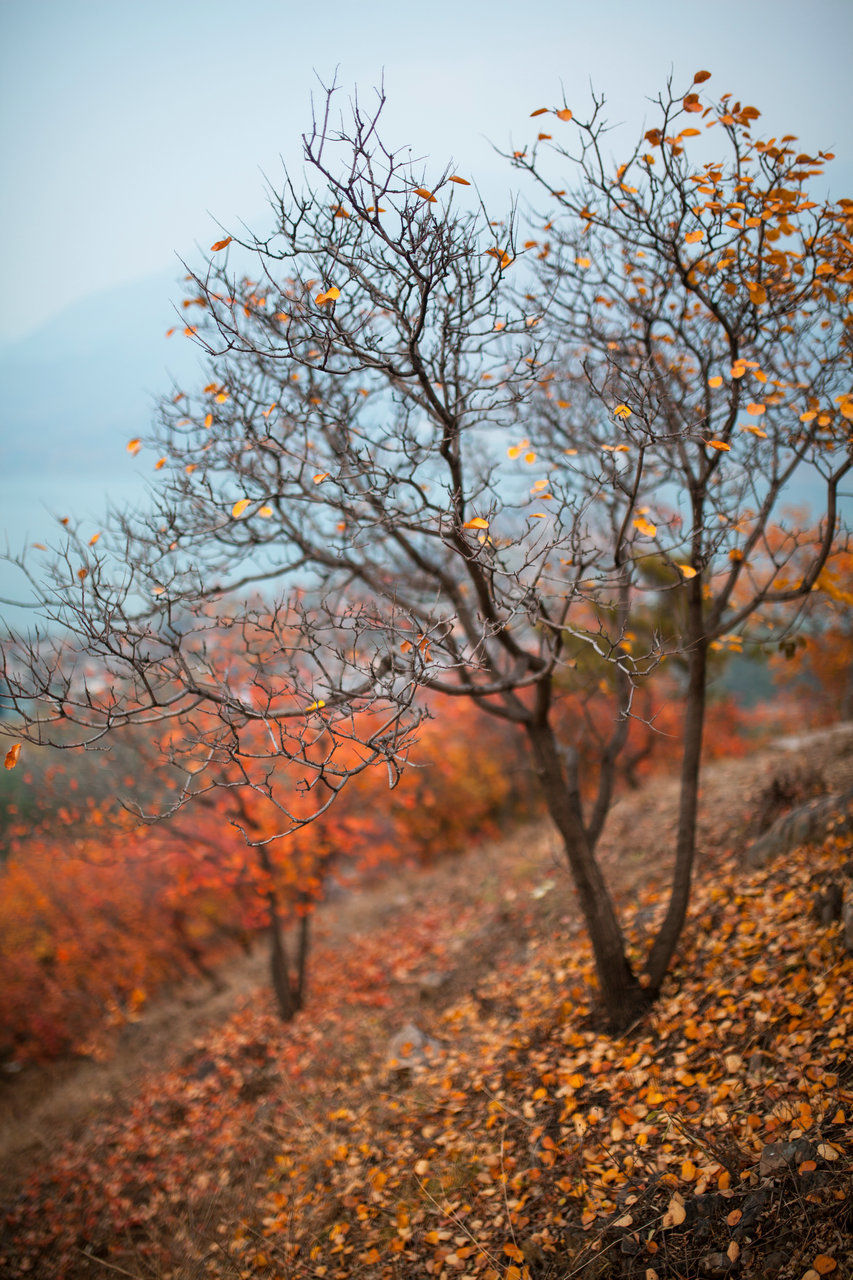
[1,732,851,1280]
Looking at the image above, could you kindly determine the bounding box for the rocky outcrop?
[743,788,853,870]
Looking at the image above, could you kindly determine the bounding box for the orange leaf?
[813,1256,837,1275]
[693,70,711,83]
[463,516,489,530]
[530,107,549,117]
[503,1243,525,1263]
[614,404,631,419]
[678,564,698,579]
[633,516,657,537]
[211,237,232,251]
[4,744,21,770]
[708,376,723,388]
[313,472,330,484]
[88,532,101,546]
[747,282,767,306]
[685,229,704,244]
[305,699,326,713]
[555,108,573,122]
[127,438,142,455]
[746,402,766,416]
[708,439,731,451]
[448,175,470,185]
[413,187,437,202]
[231,498,250,519]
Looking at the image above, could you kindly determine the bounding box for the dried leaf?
[231,499,251,519]
[4,744,21,770]
[210,237,232,251]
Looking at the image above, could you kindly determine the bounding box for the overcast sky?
[2,0,852,342]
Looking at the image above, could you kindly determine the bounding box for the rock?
[813,881,844,925]
[698,1251,732,1277]
[844,898,853,954]
[386,1021,443,1073]
[744,788,853,869]
[758,1138,817,1177]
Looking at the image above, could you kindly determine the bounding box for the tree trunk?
[644,624,708,992]
[257,842,304,1022]
[525,717,649,1031]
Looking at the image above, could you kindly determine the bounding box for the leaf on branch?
[305,700,326,713]
[313,473,330,485]
[708,439,731,451]
[747,282,767,306]
[685,229,704,244]
[746,402,766,416]
[127,438,142,455]
[88,532,101,547]
[231,499,251,519]
[413,187,437,202]
[678,564,698,578]
[210,237,232,251]
[613,404,632,419]
[633,517,657,537]
[708,376,723,388]
[530,107,549,117]
[448,175,471,185]
[315,286,340,307]
[555,108,573,122]
[463,517,489,530]
[258,505,273,518]
[4,744,21,770]
[693,70,712,83]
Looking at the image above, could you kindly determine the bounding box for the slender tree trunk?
[295,909,310,1008]
[257,843,303,1021]
[525,717,649,1030]
[644,624,708,992]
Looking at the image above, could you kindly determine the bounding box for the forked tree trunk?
[644,628,708,992]
[525,717,650,1031]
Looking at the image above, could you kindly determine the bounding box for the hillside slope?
[1,729,851,1279]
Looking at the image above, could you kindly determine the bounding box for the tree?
[2,74,850,1030]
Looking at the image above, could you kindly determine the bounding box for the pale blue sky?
[2,0,852,341]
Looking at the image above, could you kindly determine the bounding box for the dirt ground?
[2,721,851,1202]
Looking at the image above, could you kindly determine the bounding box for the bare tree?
[3,75,850,1029]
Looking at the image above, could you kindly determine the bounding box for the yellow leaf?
[555,108,573,122]
[448,175,470,185]
[663,1194,686,1228]
[210,237,232,251]
[88,532,101,547]
[678,564,698,578]
[633,516,657,537]
[306,699,326,713]
[685,229,704,244]
[313,472,330,484]
[708,439,731,451]
[4,744,21,770]
[231,499,251,519]
[614,404,631,419]
[463,516,489,530]
[413,187,437,202]
[576,256,591,268]
[127,438,142,455]
[524,451,537,463]
[204,413,213,429]
[258,506,273,518]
